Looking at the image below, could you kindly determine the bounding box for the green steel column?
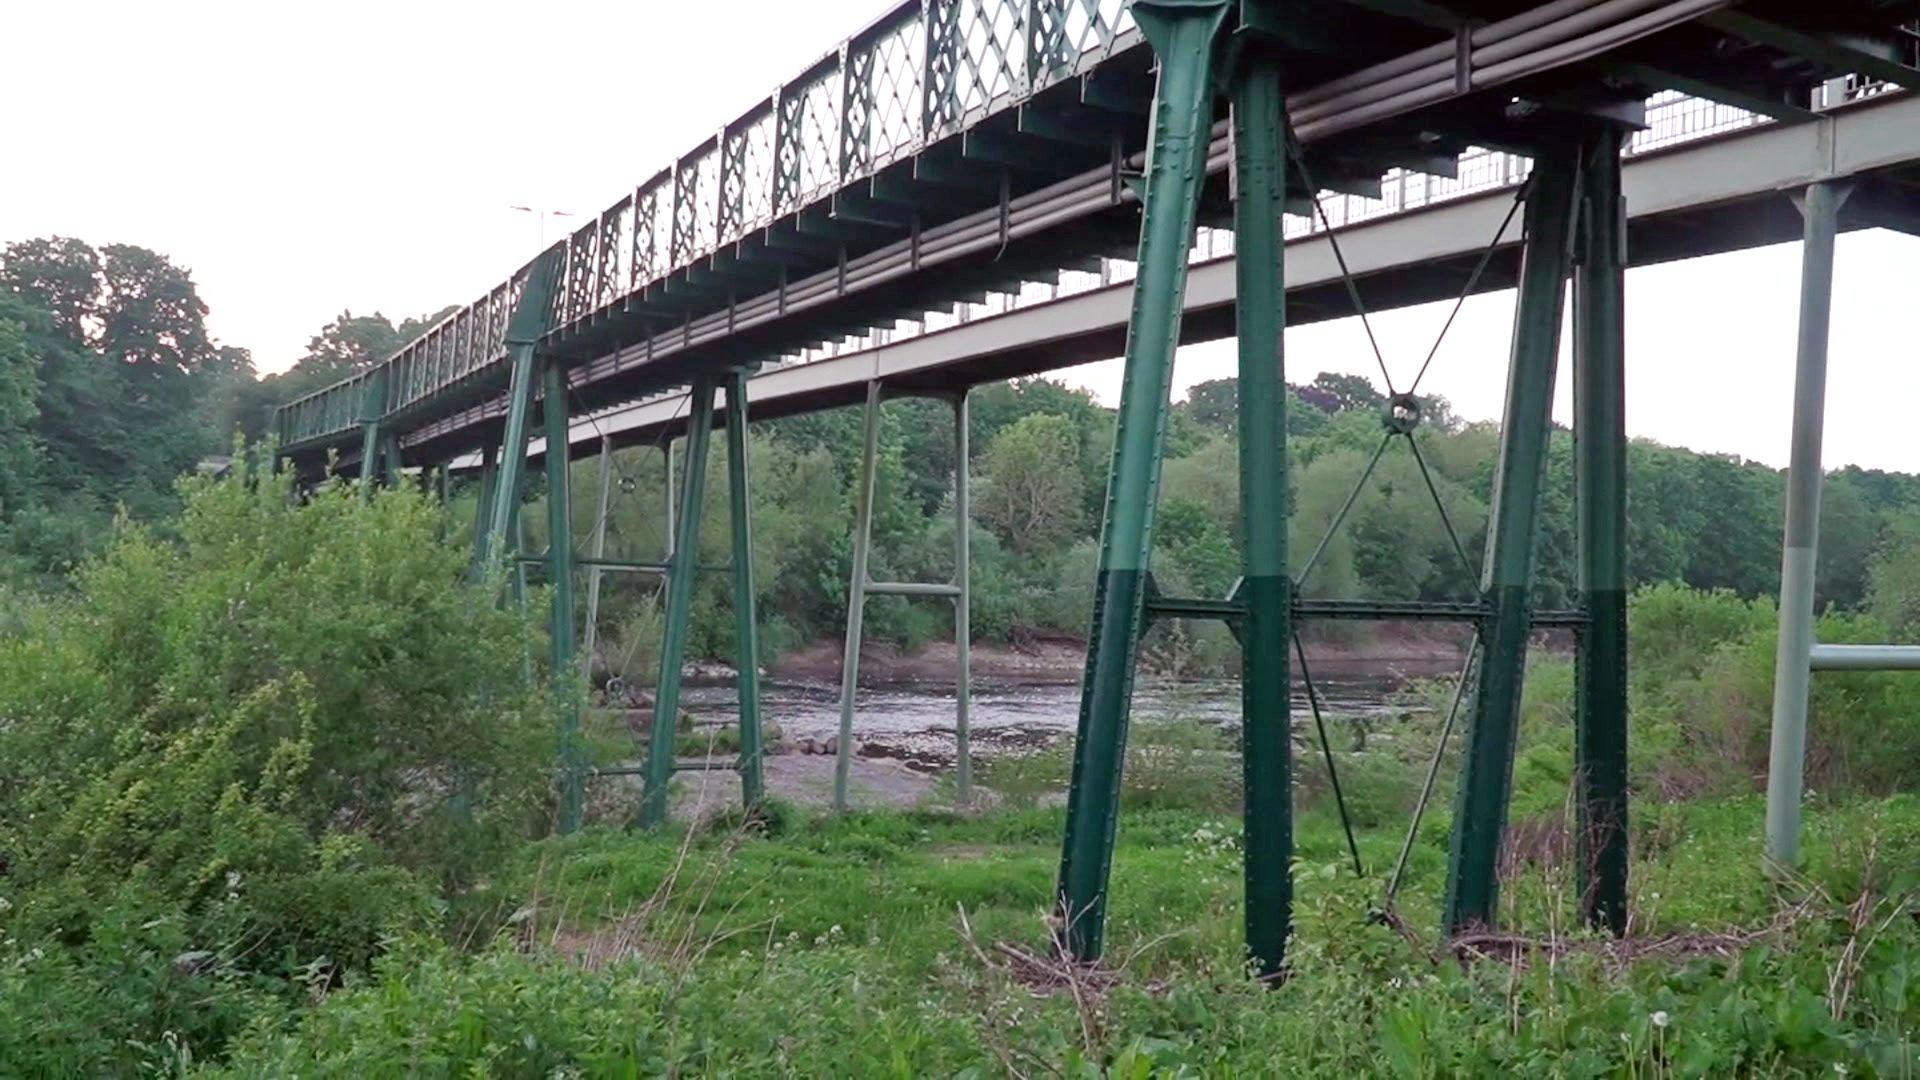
[725,370,766,809]
[1229,43,1291,980]
[1572,130,1629,934]
[356,370,388,500]
[382,430,405,487]
[834,381,884,812]
[581,437,614,669]
[953,390,973,806]
[484,253,559,569]
[638,376,719,829]
[471,444,498,576]
[542,357,584,834]
[1444,141,1582,935]
[1056,0,1228,963]
[488,348,539,567]
[1766,181,1851,870]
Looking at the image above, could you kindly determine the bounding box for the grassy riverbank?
[206,793,1920,1075]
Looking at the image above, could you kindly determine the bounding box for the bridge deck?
[274,0,1920,476]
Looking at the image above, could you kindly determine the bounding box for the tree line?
[6,233,1919,660]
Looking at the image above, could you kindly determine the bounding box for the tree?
[1309,371,1385,414]
[1868,512,1920,638]
[1180,378,1237,429]
[976,413,1086,554]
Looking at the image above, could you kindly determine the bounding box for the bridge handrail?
[274,0,1140,450]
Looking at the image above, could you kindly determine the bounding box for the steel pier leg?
[356,370,387,500]
[1230,46,1292,980]
[1766,181,1851,870]
[542,358,583,834]
[953,390,973,806]
[470,445,497,576]
[1573,131,1629,934]
[1444,141,1582,935]
[582,437,614,675]
[486,344,539,568]
[382,431,405,487]
[1056,0,1228,963]
[725,370,766,809]
[638,376,718,829]
[834,381,884,812]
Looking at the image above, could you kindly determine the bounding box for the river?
[669,659,1456,771]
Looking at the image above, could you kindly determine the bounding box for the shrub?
[0,457,554,1065]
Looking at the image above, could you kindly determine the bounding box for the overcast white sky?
[5,1,1916,470]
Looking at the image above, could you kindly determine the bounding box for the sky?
[4,0,1916,471]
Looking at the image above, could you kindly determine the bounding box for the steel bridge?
[274,0,1920,977]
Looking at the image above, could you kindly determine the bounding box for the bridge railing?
[275,22,1897,455]
[274,0,1140,453]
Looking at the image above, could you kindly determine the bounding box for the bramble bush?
[0,458,552,1071]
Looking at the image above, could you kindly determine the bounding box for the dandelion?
[1651,1010,1670,1029]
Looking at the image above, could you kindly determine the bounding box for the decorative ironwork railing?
[276,0,1137,451]
[273,0,1896,456]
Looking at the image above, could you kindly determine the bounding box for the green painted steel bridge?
[273,0,1920,977]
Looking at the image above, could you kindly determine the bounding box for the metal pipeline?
[1474,0,1679,67]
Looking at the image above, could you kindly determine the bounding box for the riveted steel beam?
[1573,127,1629,935]
[1056,0,1230,966]
[1444,138,1582,936]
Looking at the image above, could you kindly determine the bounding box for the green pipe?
[1056,0,1228,964]
[1229,46,1292,980]
[1766,180,1851,870]
[543,358,583,834]
[638,376,718,829]
[1444,140,1582,935]
[725,369,766,809]
[1572,130,1629,934]
[834,381,884,812]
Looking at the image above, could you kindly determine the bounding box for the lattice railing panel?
[863,17,927,172]
[956,0,1024,116]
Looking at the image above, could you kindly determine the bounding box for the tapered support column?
[470,445,497,576]
[487,349,539,567]
[725,370,766,809]
[638,376,718,829]
[1444,142,1583,935]
[381,431,405,487]
[356,370,388,500]
[1056,0,1228,964]
[542,358,583,834]
[483,254,559,570]
[953,390,974,806]
[1230,47,1292,980]
[1573,131,1629,934]
[581,437,614,670]
[834,381,885,812]
[1766,180,1851,870]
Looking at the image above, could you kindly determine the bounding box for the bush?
[0,458,554,1066]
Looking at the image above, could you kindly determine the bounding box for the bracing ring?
[1384,393,1422,435]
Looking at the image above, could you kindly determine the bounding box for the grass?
[207,791,1920,1076]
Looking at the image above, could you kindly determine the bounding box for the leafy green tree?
[976,413,1086,555]
[1309,371,1385,413]
[1868,511,1920,638]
